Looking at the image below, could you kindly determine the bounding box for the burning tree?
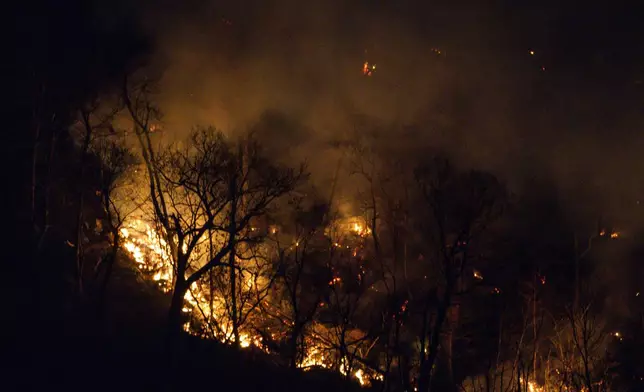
[124,78,304,347]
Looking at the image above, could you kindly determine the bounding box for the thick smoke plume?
[132,0,644,229]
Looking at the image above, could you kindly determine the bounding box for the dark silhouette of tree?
[7,0,149,332]
[69,97,122,297]
[413,158,506,392]
[262,199,331,368]
[346,134,417,391]
[90,136,140,316]
[550,299,613,392]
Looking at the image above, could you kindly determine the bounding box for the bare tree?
[550,301,612,392]
[315,219,382,384]
[198,218,281,346]
[28,77,72,249]
[258,199,331,368]
[348,140,416,391]
[414,158,506,392]
[69,97,121,296]
[123,80,304,349]
[90,136,140,316]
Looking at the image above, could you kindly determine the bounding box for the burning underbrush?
[119,216,382,387]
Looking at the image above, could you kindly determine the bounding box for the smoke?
[125,0,644,230]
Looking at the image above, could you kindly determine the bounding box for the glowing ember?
[362,61,376,76]
[473,270,483,280]
[354,369,366,386]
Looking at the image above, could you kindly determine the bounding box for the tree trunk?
[95,234,119,318]
[289,321,305,369]
[228,160,239,345]
[441,308,457,390]
[167,277,188,353]
[229,242,239,344]
[418,285,453,392]
[209,229,214,322]
[74,119,92,297]
[289,329,299,369]
[533,273,539,382]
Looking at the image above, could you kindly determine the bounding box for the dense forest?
[7,0,644,391]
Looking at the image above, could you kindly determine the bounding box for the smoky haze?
[133,0,644,229]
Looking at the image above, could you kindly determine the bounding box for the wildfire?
[298,334,379,387]
[120,218,260,345]
[119,216,381,387]
[119,220,173,291]
[300,346,327,369]
[347,218,371,237]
